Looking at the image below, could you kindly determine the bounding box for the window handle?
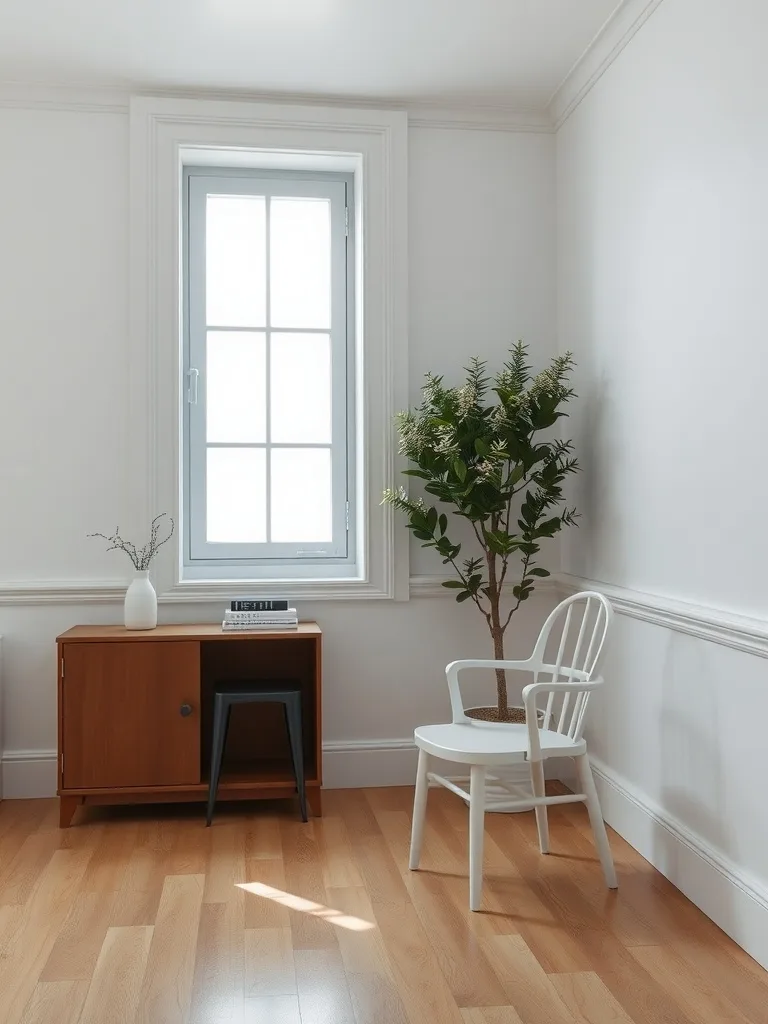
[187,367,199,404]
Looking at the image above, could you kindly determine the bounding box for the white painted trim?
[0,580,128,606]
[590,755,768,971]
[0,81,552,132]
[0,574,559,604]
[0,740,418,798]
[558,573,768,659]
[0,749,58,800]
[129,94,410,603]
[548,0,668,129]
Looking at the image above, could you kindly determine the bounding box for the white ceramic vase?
[124,570,157,630]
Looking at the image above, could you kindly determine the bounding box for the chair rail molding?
[558,572,768,659]
[548,0,668,129]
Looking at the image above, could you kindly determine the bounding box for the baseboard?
[1,749,58,800]
[589,755,768,971]
[0,741,583,802]
[0,740,420,799]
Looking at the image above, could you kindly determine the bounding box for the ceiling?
[0,0,623,111]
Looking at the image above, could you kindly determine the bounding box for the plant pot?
[124,571,157,630]
[465,705,545,725]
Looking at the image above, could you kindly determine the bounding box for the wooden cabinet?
[57,623,322,827]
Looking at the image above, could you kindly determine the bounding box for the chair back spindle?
[531,592,612,739]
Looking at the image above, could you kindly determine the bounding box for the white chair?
[409,591,617,911]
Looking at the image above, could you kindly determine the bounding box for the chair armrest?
[445,659,534,724]
[522,677,604,759]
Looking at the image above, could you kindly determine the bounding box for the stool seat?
[206,679,308,826]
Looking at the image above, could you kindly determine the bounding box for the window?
[183,169,354,575]
[130,95,407,599]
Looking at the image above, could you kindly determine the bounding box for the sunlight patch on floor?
[237,881,376,931]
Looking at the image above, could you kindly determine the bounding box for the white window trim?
[129,95,409,601]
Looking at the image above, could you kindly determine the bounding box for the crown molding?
[558,572,768,659]
[548,0,668,130]
[0,79,551,131]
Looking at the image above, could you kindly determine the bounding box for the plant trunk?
[491,618,507,716]
[486,548,508,715]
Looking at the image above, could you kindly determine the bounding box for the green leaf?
[426,507,438,532]
[411,529,432,541]
[401,469,431,479]
[452,459,467,483]
[438,514,448,535]
[441,580,466,589]
[456,591,473,603]
[474,437,491,457]
[528,567,550,577]
[509,463,525,486]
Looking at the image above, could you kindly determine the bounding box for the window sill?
[158,577,399,603]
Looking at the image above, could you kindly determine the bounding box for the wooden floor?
[0,787,765,1024]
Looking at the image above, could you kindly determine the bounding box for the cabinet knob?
[180,703,193,717]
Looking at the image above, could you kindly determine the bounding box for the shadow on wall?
[658,628,732,924]
[565,373,626,581]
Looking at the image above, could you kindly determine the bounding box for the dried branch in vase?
[89,513,175,571]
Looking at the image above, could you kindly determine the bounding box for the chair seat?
[414,722,586,765]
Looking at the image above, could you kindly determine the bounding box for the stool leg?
[284,697,308,822]
[207,697,230,827]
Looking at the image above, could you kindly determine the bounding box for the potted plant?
[89,514,174,630]
[384,343,579,722]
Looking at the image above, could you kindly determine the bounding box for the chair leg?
[576,753,618,889]
[530,759,550,855]
[409,747,430,870]
[468,765,486,912]
[284,698,308,823]
[206,697,230,827]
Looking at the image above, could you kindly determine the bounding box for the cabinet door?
[61,641,200,790]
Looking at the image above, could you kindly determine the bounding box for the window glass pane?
[206,195,266,327]
[271,448,332,543]
[270,333,331,444]
[270,198,331,328]
[207,447,266,543]
[206,331,266,443]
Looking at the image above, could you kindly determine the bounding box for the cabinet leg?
[307,788,322,818]
[59,796,83,828]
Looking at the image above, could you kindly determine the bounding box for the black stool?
[206,680,308,826]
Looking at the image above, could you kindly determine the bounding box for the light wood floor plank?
[243,994,302,1023]
[18,980,89,1024]
[481,934,578,1024]
[135,873,205,1024]
[204,823,245,904]
[550,972,637,1024]
[78,926,154,1024]
[0,848,93,1024]
[189,899,245,1024]
[294,946,357,1024]
[629,944,753,1024]
[327,884,410,1024]
[40,890,118,981]
[244,927,296,997]
[461,1009,526,1024]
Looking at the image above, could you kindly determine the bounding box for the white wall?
[0,99,558,793]
[557,0,768,966]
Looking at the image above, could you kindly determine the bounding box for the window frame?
[183,167,356,572]
[129,95,409,600]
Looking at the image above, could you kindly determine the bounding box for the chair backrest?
[530,591,613,739]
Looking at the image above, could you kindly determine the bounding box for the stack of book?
[222,598,298,631]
